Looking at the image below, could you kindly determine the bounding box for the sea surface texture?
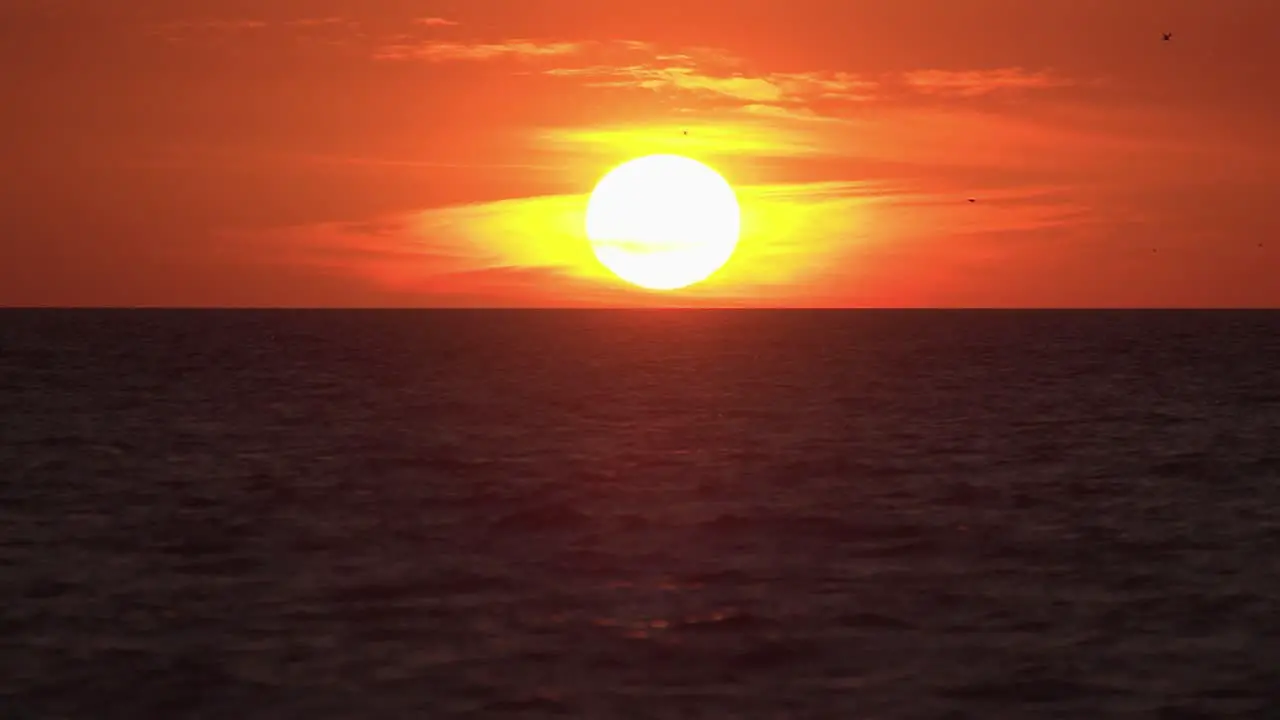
[2,309,1279,719]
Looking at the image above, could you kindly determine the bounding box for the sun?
[585,154,740,291]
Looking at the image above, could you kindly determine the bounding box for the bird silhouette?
[967,198,976,203]
[1162,32,1172,41]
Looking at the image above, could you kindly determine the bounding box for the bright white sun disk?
[585,154,740,291]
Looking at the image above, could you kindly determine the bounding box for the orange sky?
[3,0,1278,307]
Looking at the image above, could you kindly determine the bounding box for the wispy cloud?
[374,39,585,62]
[775,72,880,101]
[548,65,787,102]
[545,55,877,109]
[363,36,876,111]
[538,119,829,159]
[548,62,1070,111]
[901,68,1074,97]
[413,17,459,27]
[534,42,1081,123]
[737,103,842,123]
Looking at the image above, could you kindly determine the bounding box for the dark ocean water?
[2,309,1280,719]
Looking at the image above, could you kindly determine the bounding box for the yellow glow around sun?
[585,154,740,290]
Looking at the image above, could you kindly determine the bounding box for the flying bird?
[968,198,976,203]
[1162,32,1172,41]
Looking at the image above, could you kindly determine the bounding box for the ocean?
[2,309,1278,718]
